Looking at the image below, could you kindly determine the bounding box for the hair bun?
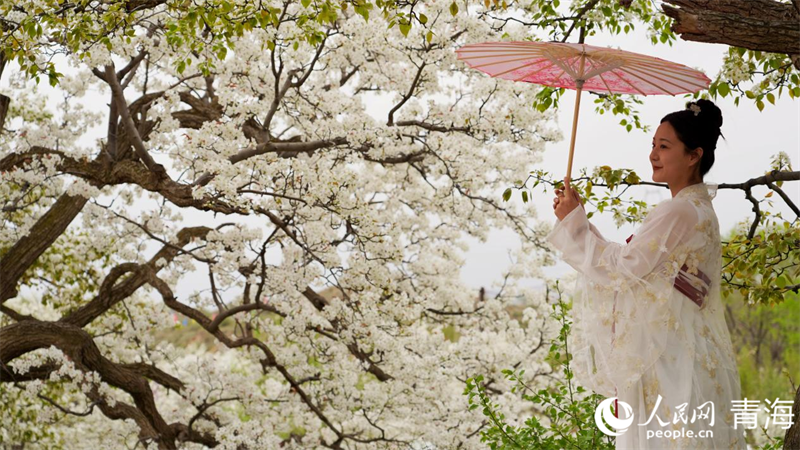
[663,99,726,178]
[694,99,723,130]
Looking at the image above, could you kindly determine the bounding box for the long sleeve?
[587,221,607,242]
[547,199,699,284]
[544,199,705,397]
[553,205,608,242]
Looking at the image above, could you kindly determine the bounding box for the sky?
[4,12,799,302]
[457,28,800,292]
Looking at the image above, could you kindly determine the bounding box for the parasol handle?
[566,52,586,181]
[565,84,583,181]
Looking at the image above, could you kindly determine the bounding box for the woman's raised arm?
[546,198,699,284]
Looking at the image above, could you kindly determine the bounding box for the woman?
[547,99,746,449]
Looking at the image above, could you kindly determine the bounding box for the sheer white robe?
[547,182,747,449]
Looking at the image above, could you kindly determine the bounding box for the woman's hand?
[553,177,584,221]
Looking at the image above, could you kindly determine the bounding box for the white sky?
[458,28,800,292]
[4,19,799,301]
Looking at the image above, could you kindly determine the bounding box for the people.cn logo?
[595,398,635,436]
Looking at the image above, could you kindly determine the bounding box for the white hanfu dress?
[546,182,747,449]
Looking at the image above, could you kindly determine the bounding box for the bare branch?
[61,226,213,327]
[38,394,99,417]
[119,362,185,392]
[766,181,800,217]
[387,62,427,126]
[229,136,348,163]
[394,119,471,134]
[103,64,168,178]
[561,0,602,43]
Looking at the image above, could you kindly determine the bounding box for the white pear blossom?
[0,2,573,449]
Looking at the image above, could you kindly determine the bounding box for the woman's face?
[650,121,701,184]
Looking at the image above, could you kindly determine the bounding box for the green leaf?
[426,30,433,43]
[522,191,528,203]
[418,13,428,24]
[450,1,459,16]
[766,92,775,105]
[355,5,370,21]
[757,100,765,111]
[718,82,730,97]
[399,22,411,37]
[502,188,512,202]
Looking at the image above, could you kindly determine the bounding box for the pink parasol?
[456,41,712,179]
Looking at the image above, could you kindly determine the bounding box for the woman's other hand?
[553,177,583,221]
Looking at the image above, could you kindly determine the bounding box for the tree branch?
[38,394,99,417]
[0,188,89,303]
[61,226,213,327]
[661,0,800,68]
[103,64,168,178]
[0,320,176,446]
[561,0,602,43]
[387,62,427,126]
[229,136,349,163]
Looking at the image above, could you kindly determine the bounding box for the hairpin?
[688,103,701,116]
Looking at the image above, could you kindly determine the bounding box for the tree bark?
[0,53,8,132]
[0,192,89,302]
[661,0,800,70]
[0,320,178,449]
[786,385,800,450]
[0,94,9,132]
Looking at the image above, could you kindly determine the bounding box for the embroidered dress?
[547,182,746,449]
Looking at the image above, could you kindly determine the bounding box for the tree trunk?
[0,192,89,302]
[785,385,800,450]
[0,53,8,132]
[661,0,800,70]
[0,94,8,132]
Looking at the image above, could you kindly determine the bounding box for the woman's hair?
[660,98,725,178]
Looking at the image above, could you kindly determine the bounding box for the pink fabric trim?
[625,234,707,307]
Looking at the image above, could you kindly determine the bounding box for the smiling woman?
[547,100,746,449]
[651,99,726,196]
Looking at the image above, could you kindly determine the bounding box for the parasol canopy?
[456,41,712,179]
